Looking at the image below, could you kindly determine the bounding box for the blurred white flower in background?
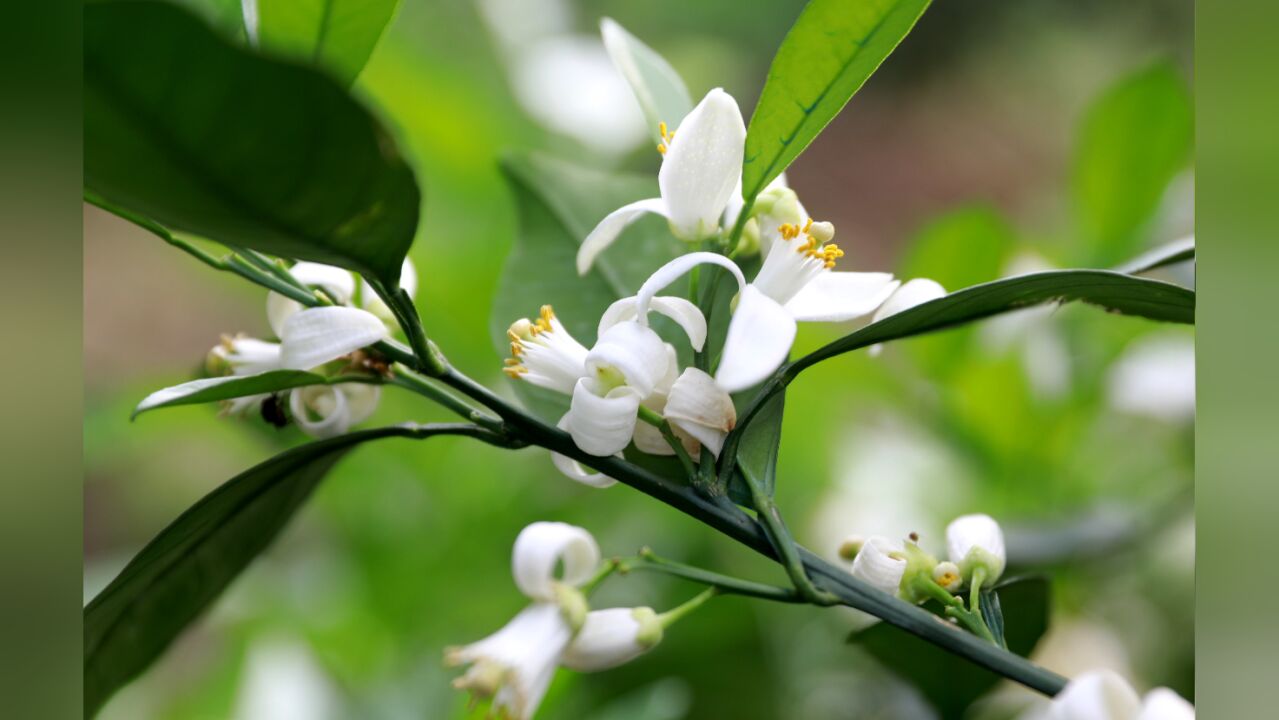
[233,636,339,720]
[478,0,646,155]
[1106,333,1195,422]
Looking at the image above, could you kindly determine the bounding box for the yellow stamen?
[802,217,813,234]
[657,143,667,155]
[502,365,528,378]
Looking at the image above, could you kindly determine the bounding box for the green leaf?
[741,0,932,201]
[84,1,420,287]
[254,0,400,87]
[491,152,685,421]
[83,426,419,717]
[733,388,785,498]
[1074,63,1193,265]
[600,17,694,143]
[172,0,247,40]
[131,370,330,419]
[796,270,1195,370]
[852,576,1049,719]
[1114,235,1195,277]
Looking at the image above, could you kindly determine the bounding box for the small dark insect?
[260,394,289,428]
[908,531,920,543]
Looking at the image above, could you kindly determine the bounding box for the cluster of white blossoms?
[503,85,946,480]
[206,260,416,438]
[447,522,691,720]
[840,513,1008,604]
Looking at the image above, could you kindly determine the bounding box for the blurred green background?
[83,1,1193,717]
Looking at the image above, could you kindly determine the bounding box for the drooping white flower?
[560,607,663,672]
[278,306,389,371]
[849,536,907,598]
[567,321,671,455]
[1033,670,1194,720]
[577,88,746,273]
[447,522,601,720]
[946,513,1006,584]
[288,383,381,439]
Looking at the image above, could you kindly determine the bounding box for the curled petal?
[578,197,668,275]
[512,521,602,601]
[278,306,389,370]
[871,278,947,324]
[784,272,900,323]
[340,383,382,427]
[1137,688,1195,720]
[567,379,643,456]
[1049,670,1142,720]
[664,368,735,457]
[550,415,617,488]
[634,251,747,319]
[561,607,661,672]
[850,536,906,598]
[659,88,746,240]
[267,262,357,336]
[714,285,796,393]
[289,385,350,438]
[585,322,670,398]
[599,296,708,352]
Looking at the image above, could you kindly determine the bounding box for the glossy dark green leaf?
[131,370,332,419]
[852,576,1049,719]
[83,426,423,717]
[84,1,419,286]
[742,0,932,200]
[796,270,1195,371]
[734,388,785,498]
[1074,63,1193,265]
[254,0,400,87]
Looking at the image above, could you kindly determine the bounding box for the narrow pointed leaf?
[82,424,469,716]
[796,270,1195,371]
[131,370,330,419]
[253,0,400,87]
[84,1,419,286]
[742,0,932,200]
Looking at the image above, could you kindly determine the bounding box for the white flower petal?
[714,285,796,393]
[634,251,747,318]
[664,368,735,457]
[871,278,947,324]
[267,262,357,337]
[550,415,618,488]
[561,607,660,672]
[567,379,643,456]
[278,307,389,370]
[512,521,602,600]
[784,272,900,323]
[1049,670,1142,720]
[946,513,1006,581]
[212,337,282,375]
[289,385,350,438]
[446,602,573,720]
[1137,688,1195,720]
[578,197,668,275]
[659,88,746,240]
[340,383,381,426]
[850,536,907,598]
[585,322,670,398]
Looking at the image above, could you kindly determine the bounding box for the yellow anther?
[657,143,667,155]
[510,341,523,357]
[778,223,801,241]
[540,305,555,324]
[502,364,528,378]
[659,121,668,138]
[802,217,813,234]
